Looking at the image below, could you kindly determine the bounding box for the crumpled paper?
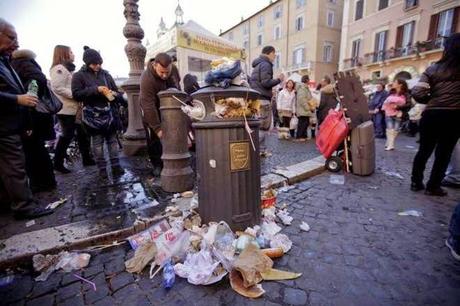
[276,209,293,225]
[125,241,157,273]
[233,244,273,288]
[33,251,91,281]
[230,270,265,299]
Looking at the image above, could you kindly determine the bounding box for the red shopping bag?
[316,109,349,159]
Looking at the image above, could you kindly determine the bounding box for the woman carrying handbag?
[50,45,95,174]
[71,46,124,179]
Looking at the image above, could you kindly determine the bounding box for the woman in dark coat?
[410,33,460,196]
[10,49,56,193]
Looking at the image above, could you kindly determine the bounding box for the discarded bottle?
[162,260,175,289]
[27,80,38,97]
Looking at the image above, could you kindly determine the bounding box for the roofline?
[220,0,281,36]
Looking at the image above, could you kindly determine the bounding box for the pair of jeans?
[411,109,460,190]
[449,203,460,243]
[385,116,401,130]
[91,132,120,172]
[296,116,310,139]
[372,111,386,137]
[444,140,460,184]
[0,134,34,211]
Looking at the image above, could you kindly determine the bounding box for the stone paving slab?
[273,156,325,184]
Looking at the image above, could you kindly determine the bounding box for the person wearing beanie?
[71,46,126,179]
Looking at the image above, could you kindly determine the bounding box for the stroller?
[316,72,375,176]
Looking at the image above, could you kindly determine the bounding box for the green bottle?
[27,80,38,97]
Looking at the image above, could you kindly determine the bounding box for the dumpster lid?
[158,88,187,98]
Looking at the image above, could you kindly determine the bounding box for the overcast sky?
[1,0,268,78]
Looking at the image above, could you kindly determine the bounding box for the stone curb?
[0,155,325,269]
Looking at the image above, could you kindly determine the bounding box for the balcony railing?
[345,38,444,68]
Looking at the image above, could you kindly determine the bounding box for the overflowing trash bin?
[191,85,262,231]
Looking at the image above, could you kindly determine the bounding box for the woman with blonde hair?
[50,45,94,173]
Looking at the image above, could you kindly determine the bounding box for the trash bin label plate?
[230,141,250,172]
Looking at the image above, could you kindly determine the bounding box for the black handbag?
[35,84,63,114]
[81,103,114,131]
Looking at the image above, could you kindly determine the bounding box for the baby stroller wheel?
[326,156,343,173]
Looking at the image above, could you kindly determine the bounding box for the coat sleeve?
[50,66,73,99]
[0,91,18,105]
[140,72,161,133]
[259,62,281,89]
[71,72,99,102]
[411,68,432,104]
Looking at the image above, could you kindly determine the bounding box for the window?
[293,47,305,65]
[351,39,361,66]
[323,44,333,63]
[274,53,281,69]
[329,0,337,3]
[274,4,282,19]
[427,7,459,43]
[274,25,281,40]
[378,0,388,10]
[228,32,234,41]
[257,34,263,46]
[258,15,264,28]
[396,21,415,55]
[327,10,335,27]
[243,40,249,50]
[374,30,387,61]
[404,0,418,10]
[355,0,364,21]
[438,8,455,37]
[295,16,304,31]
[242,23,249,36]
[296,0,306,9]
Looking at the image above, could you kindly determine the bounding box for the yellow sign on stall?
[177,29,245,59]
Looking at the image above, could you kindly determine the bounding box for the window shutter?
[409,21,416,46]
[395,26,404,48]
[374,33,380,53]
[428,13,439,41]
[452,7,460,34]
[383,31,388,51]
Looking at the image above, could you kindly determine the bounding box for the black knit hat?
[82,46,103,65]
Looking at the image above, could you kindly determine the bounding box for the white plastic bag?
[174,249,227,285]
[290,116,298,130]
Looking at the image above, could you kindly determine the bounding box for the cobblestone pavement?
[0,131,315,240]
[2,136,460,306]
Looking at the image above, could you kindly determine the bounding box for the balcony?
[343,57,363,70]
[356,38,444,67]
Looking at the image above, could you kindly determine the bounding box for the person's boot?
[410,181,425,192]
[53,137,71,174]
[425,187,448,197]
[110,158,125,177]
[385,129,396,151]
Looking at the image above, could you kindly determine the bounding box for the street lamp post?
[122,0,147,155]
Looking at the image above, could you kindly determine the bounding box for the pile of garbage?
[122,188,302,299]
[205,57,244,88]
[214,97,260,119]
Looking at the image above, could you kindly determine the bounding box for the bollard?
[158,89,194,193]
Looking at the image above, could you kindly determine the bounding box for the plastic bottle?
[162,260,175,289]
[27,80,38,97]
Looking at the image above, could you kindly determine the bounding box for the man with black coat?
[249,46,285,130]
[0,18,53,219]
[139,53,180,176]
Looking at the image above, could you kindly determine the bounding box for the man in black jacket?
[249,46,284,130]
[0,18,53,219]
[139,53,180,176]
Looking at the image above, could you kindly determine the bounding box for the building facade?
[220,0,344,84]
[339,0,460,82]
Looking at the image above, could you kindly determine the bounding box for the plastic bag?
[155,228,190,266]
[33,251,91,281]
[290,116,298,130]
[174,249,227,285]
[276,209,293,225]
[270,234,292,253]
